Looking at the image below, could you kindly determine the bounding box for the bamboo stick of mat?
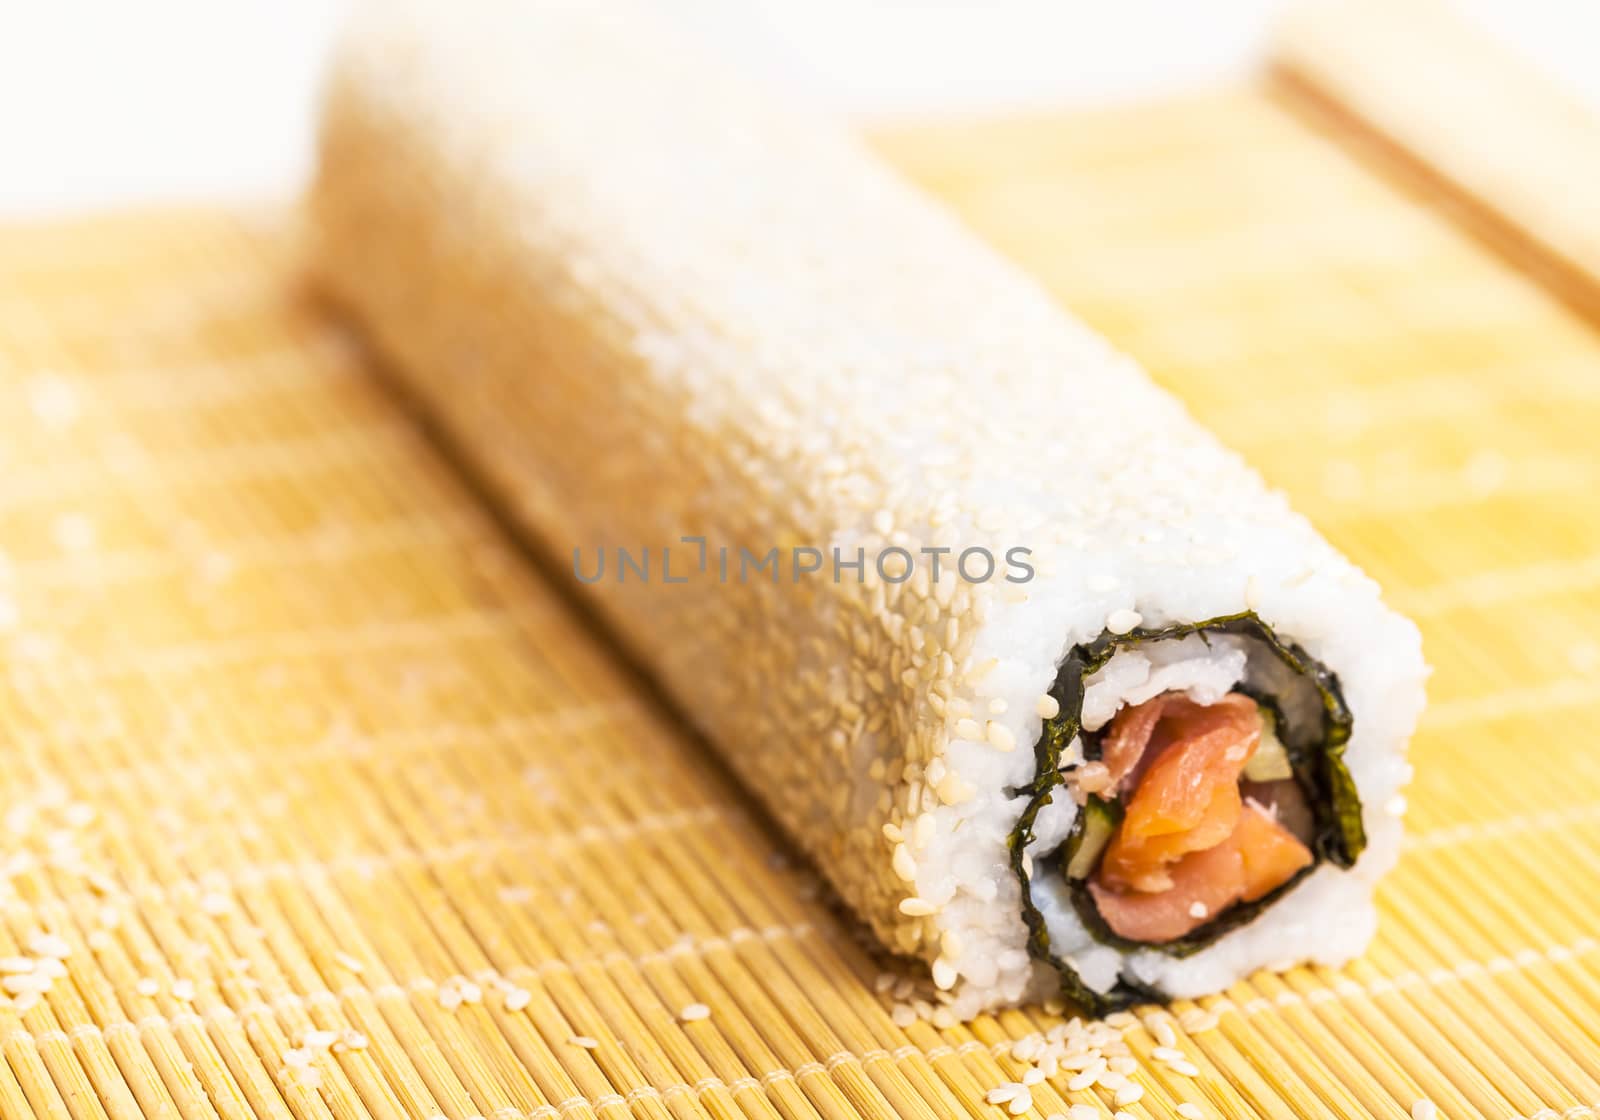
[1273,0,1600,320]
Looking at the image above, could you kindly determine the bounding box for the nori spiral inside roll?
[1007,612,1360,1014]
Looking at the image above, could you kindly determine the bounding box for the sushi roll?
[312,0,1428,1017]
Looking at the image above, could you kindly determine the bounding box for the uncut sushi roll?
[312,0,1428,1017]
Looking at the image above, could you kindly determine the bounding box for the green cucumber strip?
[1243,711,1294,782]
[1064,796,1120,880]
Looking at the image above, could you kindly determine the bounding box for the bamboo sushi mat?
[3,76,1600,1120]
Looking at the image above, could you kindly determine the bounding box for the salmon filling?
[1082,692,1314,943]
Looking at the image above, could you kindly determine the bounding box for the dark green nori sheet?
[1007,612,1360,1015]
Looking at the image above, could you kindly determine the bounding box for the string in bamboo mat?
[1,88,1599,1120]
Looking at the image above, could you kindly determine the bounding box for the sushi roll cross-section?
[1017,616,1370,1011]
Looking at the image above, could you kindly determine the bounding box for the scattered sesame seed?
[954,718,983,741]
[898,897,936,917]
[1035,694,1060,720]
[1114,1112,1136,1120]
[1177,1104,1205,1120]
[86,930,113,952]
[679,1002,711,1022]
[27,933,70,960]
[1021,1068,1046,1086]
[171,979,196,1002]
[336,1030,369,1052]
[134,978,159,997]
[1007,1092,1032,1116]
[4,973,51,995]
[0,958,33,975]
[1169,1060,1201,1077]
[1097,1069,1128,1092]
[503,987,532,1012]
[12,992,41,1013]
[1066,1064,1102,1092]
[1411,1102,1438,1120]
[931,958,958,990]
[36,959,66,979]
[287,1066,324,1090]
[1113,1083,1143,1107]
[1188,901,1209,919]
[1149,1017,1178,1049]
[282,1047,313,1068]
[1178,1009,1219,1033]
[334,951,365,973]
[1011,1035,1043,1062]
[302,1029,340,1050]
[1152,1045,1186,1062]
[1068,1107,1098,1120]
[986,1084,1021,1105]
[1074,761,1112,795]
[437,975,482,1009]
[891,844,917,882]
[986,722,1016,751]
[936,771,974,804]
[200,892,230,915]
[569,1035,600,1049]
[1106,608,1142,634]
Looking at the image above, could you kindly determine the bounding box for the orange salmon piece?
[1096,693,1261,893]
[1091,802,1313,941]
[1090,839,1245,943]
[1233,800,1315,901]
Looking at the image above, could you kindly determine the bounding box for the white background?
[0,0,1596,218]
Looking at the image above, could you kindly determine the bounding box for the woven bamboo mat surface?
[1,81,1598,1119]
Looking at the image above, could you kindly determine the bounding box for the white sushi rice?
[314,0,1429,1019]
